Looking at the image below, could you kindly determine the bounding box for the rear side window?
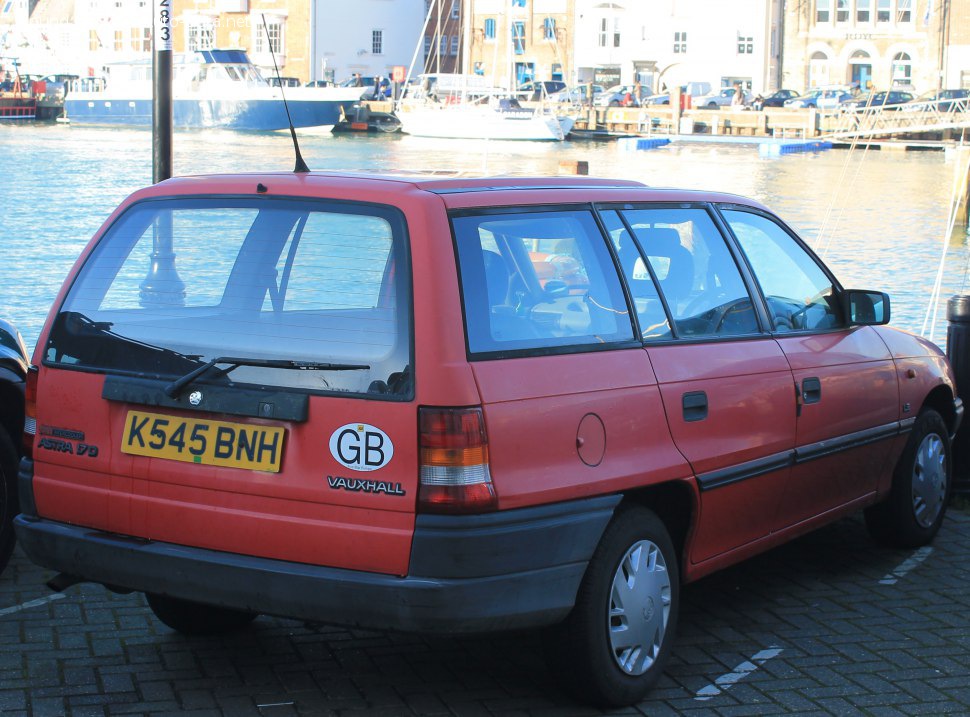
[452,210,634,355]
[47,197,412,398]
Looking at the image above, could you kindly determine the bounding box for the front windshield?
[47,197,412,398]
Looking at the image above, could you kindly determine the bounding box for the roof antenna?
[261,13,310,173]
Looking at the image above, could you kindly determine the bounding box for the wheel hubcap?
[912,432,946,529]
[608,539,671,676]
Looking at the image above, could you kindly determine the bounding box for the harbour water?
[1,122,967,354]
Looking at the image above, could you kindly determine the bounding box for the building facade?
[465,0,574,90]
[422,0,464,75]
[781,0,952,93]
[572,0,783,95]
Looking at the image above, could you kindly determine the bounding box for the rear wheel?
[0,428,19,573]
[865,408,950,548]
[146,593,258,635]
[545,505,679,707]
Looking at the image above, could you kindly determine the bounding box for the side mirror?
[842,290,890,325]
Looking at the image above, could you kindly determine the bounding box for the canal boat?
[63,50,364,132]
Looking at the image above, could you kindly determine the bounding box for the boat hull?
[64,96,353,131]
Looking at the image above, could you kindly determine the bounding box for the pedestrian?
[731,83,745,108]
[633,79,642,106]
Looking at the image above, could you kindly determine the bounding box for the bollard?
[558,160,589,175]
[946,295,970,493]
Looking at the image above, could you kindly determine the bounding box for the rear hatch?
[33,195,417,575]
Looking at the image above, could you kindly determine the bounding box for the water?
[1,122,967,354]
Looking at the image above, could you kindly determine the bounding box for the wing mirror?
[842,290,890,326]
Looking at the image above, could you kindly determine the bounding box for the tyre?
[146,593,258,635]
[0,428,19,574]
[609,100,621,107]
[865,408,951,548]
[706,102,718,109]
[545,505,679,707]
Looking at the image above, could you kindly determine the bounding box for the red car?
[15,173,961,707]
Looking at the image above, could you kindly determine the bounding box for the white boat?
[397,74,573,141]
[64,49,365,132]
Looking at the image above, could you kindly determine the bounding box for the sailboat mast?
[461,0,472,75]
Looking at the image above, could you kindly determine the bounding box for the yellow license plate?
[121,410,286,473]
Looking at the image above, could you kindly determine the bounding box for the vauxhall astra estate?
[15,173,961,707]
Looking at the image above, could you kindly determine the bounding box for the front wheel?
[146,593,258,635]
[865,408,951,548]
[545,505,679,707]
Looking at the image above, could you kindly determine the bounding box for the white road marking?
[695,647,783,701]
[0,592,66,617]
[879,546,933,585]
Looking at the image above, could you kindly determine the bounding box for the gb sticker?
[329,423,394,472]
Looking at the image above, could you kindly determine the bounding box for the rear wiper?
[164,356,370,398]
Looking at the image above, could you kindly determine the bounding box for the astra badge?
[188,391,203,406]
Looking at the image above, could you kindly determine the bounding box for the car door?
[721,207,899,529]
[602,206,797,564]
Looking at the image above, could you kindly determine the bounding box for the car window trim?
[594,201,771,344]
[714,202,848,335]
[45,194,417,402]
[448,205,640,362]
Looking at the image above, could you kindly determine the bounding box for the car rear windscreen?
[46,197,412,398]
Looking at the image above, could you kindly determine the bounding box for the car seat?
[636,228,694,310]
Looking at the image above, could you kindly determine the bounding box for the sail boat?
[396,1,573,141]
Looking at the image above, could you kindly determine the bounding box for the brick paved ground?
[2,506,969,717]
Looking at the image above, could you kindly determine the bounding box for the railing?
[823,97,970,140]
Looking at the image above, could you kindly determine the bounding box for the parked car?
[752,89,799,110]
[0,317,27,576]
[15,173,961,708]
[514,80,567,102]
[548,83,605,104]
[594,84,651,107]
[695,87,753,108]
[643,93,670,105]
[784,87,853,109]
[338,75,378,99]
[907,88,970,112]
[840,90,915,112]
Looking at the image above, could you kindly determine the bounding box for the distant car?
[695,87,753,109]
[514,80,567,102]
[840,90,915,112]
[784,88,853,109]
[907,88,969,112]
[643,93,670,106]
[752,89,799,110]
[339,75,378,99]
[268,77,301,88]
[548,84,605,104]
[594,84,651,107]
[304,79,334,88]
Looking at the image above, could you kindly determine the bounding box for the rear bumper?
[14,488,619,634]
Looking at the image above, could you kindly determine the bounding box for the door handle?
[801,377,822,404]
[683,391,708,422]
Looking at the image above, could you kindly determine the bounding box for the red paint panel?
[774,327,900,527]
[33,368,420,575]
[648,339,796,562]
[473,350,691,509]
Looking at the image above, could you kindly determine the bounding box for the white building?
[573,0,783,95]
[309,0,425,83]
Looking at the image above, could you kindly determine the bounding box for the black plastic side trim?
[697,451,794,492]
[900,416,917,433]
[409,495,621,579]
[102,375,308,422]
[17,458,36,517]
[794,422,901,463]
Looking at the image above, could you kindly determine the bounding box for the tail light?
[23,365,38,458]
[418,406,497,514]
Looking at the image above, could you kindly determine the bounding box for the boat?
[63,49,364,131]
[397,73,574,141]
[0,66,37,121]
